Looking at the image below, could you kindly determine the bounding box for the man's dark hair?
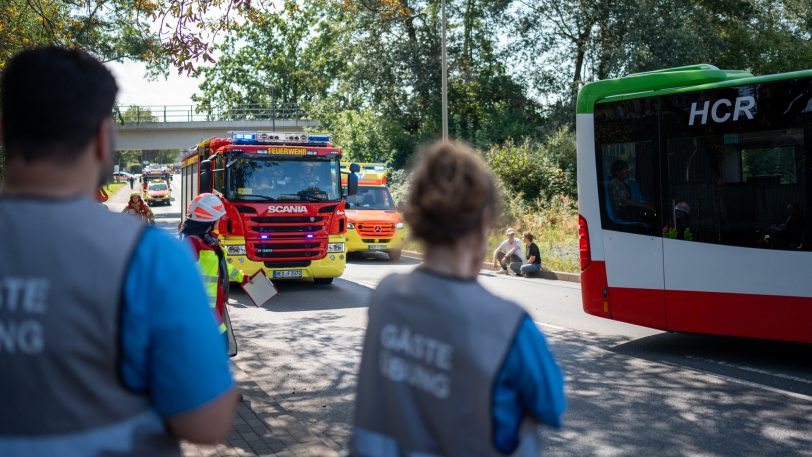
[1,47,117,162]
[523,232,534,242]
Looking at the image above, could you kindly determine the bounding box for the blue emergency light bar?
[306,135,331,143]
[228,131,332,145]
[231,132,257,143]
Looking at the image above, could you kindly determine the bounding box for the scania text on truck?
[340,163,406,261]
[180,132,359,285]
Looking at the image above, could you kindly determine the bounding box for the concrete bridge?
[114,104,320,150]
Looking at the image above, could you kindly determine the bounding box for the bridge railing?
[113,103,308,124]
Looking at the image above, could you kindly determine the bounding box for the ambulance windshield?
[346,186,394,210]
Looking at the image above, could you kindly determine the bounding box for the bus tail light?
[579,214,591,270]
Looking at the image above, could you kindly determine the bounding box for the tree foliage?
[511,0,812,113]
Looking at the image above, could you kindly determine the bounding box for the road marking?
[533,321,569,331]
[532,322,812,403]
[652,357,812,403]
[685,355,812,385]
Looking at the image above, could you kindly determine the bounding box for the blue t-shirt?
[119,228,234,416]
[492,316,566,454]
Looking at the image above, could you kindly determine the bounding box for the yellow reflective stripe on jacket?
[227,262,244,282]
[197,250,220,309]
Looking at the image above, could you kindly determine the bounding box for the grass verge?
[401,204,579,273]
[103,182,126,195]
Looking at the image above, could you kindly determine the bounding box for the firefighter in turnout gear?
[180,193,246,356]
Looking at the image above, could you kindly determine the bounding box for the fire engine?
[180,132,359,284]
[340,163,406,261]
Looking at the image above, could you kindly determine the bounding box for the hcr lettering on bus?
[689,96,756,126]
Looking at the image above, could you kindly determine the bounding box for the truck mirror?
[200,159,214,193]
[347,172,359,196]
[397,201,406,212]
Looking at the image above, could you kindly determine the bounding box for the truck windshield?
[228,157,340,202]
[149,183,168,191]
[346,186,394,210]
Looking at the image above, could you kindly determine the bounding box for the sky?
[106,60,203,107]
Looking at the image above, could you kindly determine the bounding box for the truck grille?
[246,213,329,262]
[357,223,395,238]
[252,216,324,223]
[264,261,311,268]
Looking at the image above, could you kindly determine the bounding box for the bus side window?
[594,98,661,236]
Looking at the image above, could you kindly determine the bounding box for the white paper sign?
[242,270,278,306]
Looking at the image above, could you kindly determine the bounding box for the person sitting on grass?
[492,227,526,273]
[510,232,542,277]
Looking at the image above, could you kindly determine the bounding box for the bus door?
[594,99,667,330]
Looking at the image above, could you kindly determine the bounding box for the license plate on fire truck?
[273,270,303,279]
[368,245,387,251]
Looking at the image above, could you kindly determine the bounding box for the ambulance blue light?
[373,165,386,171]
[306,234,314,239]
[260,235,269,240]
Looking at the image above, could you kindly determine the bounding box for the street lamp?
[441,0,448,141]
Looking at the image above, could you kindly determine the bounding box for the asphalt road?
[156,178,812,456]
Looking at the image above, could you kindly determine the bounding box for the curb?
[401,250,581,283]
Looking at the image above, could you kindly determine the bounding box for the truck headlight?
[226,245,246,256]
[327,242,345,253]
[347,222,355,229]
[396,222,404,229]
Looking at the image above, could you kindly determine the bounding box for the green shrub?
[482,128,576,204]
[387,169,410,205]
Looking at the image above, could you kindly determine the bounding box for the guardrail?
[113,103,308,124]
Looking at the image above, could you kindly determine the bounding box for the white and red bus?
[577,64,811,343]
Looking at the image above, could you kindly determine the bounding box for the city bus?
[577,64,811,343]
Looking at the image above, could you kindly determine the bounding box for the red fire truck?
[180,132,359,284]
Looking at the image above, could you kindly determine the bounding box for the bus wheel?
[388,249,402,262]
[314,277,334,285]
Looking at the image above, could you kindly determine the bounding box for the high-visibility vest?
[352,270,540,457]
[0,197,181,455]
[187,234,244,334]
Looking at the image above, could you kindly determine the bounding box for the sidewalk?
[181,364,341,457]
[103,180,136,212]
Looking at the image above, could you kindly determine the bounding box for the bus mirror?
[199,159,213,193]
[347,172,359,196]
[350,163,361,173]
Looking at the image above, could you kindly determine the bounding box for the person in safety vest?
[122,192,155,223]
[351,141,566,457]
[179,193,246,355]
[0,46,238,456]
